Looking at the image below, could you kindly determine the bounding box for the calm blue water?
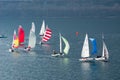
[0,17,120,80]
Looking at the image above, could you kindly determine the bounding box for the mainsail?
[42,26,52,42]
[18,25,25,44]
[102,41,109,59]
[28,22,36,48]
[89,38,97,54]
[12,30,19,48]
[81,34,90,58]
[39,20,45,36]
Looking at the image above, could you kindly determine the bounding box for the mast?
[59,33,62,53]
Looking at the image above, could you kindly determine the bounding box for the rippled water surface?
[0,17,120,80]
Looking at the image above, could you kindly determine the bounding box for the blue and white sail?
[79,34,94,61]
[89,38,97,54]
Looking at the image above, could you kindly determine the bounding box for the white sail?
[28,22,36,48]
[61,36,70,54]
[102,41,109,59]
[39,20,45,36]
[81,34,90,58]
[31,22,35,32]
[59,33,62,53]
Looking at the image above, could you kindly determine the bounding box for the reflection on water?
[80,62,92,80]
[81,62,91,71]
[41,43,52,54]
[28,51,36,56]
[12,51,20,58]
[63,58,69,65]
[0,17,119,80]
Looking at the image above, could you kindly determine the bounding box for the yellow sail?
[13,36,19,48]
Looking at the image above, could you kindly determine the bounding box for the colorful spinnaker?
[41,26,52,43]
[18,25,25,45]
[12,30,19,48]
[89,38,97,54]
[61,36,70,55]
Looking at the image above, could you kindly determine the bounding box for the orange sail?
[18,25,25,44]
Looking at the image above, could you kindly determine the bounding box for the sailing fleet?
[8,20,109,62]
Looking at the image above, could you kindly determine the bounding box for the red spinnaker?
[18,25,25,44]
[42,26,52,42]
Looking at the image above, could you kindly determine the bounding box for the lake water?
[0,17,120,80]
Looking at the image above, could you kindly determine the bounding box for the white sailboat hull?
[94,57,109,62]
[51,54,60,57]
[95,57,105,60]
[79,58,93,62]
[51,53,64,57]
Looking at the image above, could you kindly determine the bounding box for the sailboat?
[0,34,7,38]
[9,25,25,52]
[9,30,19,52]
[40,25,52,44]
[24,22,36,51]
[95,36,109,61]
[51,33,70,57]
[18,25,25,45]
[39,20,45,36]
[79,34,94,61]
